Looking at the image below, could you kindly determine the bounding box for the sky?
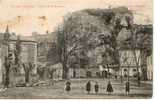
[0,0,153,36]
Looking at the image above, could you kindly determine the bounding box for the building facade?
[147,54,153,80]
[8,38,38,74]
[31,31,56,63]
[0,26,37,84]
[119,49,142,77]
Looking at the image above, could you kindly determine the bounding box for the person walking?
[86,81,91,94]
[106,81,113,94]
[94,81,99,94]
[125,81,130,95]
[138,74,141,86]
[65,80,71,93]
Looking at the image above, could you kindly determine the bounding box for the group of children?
[65,80,130,95]
[85,80,113,94]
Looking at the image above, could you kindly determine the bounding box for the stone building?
[9,36,37,74]
[31,31,56,63]
[0,26,37,84]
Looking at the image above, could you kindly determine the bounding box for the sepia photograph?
[0,0,153,99]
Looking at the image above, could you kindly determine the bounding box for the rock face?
[54,7,135,79]
[64,7,133,65]
[54,7,152,79]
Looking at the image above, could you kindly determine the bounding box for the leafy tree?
[13,35,22,74]
[4,56,11,88]
[56,11,102,79]
[133,25,152,81]
[22,63,34,85]
[54,7,135,79]
[88,7,134,82]
[14,35,21,65]
[3,26,11,88]
[95,7,133,70]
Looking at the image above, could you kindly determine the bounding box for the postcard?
[0,0,153,99]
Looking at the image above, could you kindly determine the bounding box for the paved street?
[0,78,152,99]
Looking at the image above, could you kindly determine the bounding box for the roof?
[10,35,36,42]
[0,25,37,43]
[0,33,37,43]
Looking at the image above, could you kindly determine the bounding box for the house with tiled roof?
[118,24,153,80]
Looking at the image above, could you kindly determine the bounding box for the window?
[124,69,127,71]
[86,71,92,78]
[21,45,27,52]
[133,69,137,72]
[9,43,15,50]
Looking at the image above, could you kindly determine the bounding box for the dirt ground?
[0,78,152,99]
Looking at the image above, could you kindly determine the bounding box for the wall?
[0,58,2,84]
[119,67,142,77]
[69,68,86,78]
[119,49,141,67]
[9,41,37,74]
[147,54,153,80]
[119,49,142,77]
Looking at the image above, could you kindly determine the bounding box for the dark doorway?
[86,71,92,78]
[102,71,108,78]
[73,70,76,78]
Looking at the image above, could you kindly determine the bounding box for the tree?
[4,56,11,88]
[15,35,21,65]
[56,11,102,79]
[14,35,22,74]
[135,25,152,80]
[54,7,134,79]
[22,63,34,86]
[131,25,152,83]
[37,67,45,80]
[3,25,11,88]
[95,7,133,81]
